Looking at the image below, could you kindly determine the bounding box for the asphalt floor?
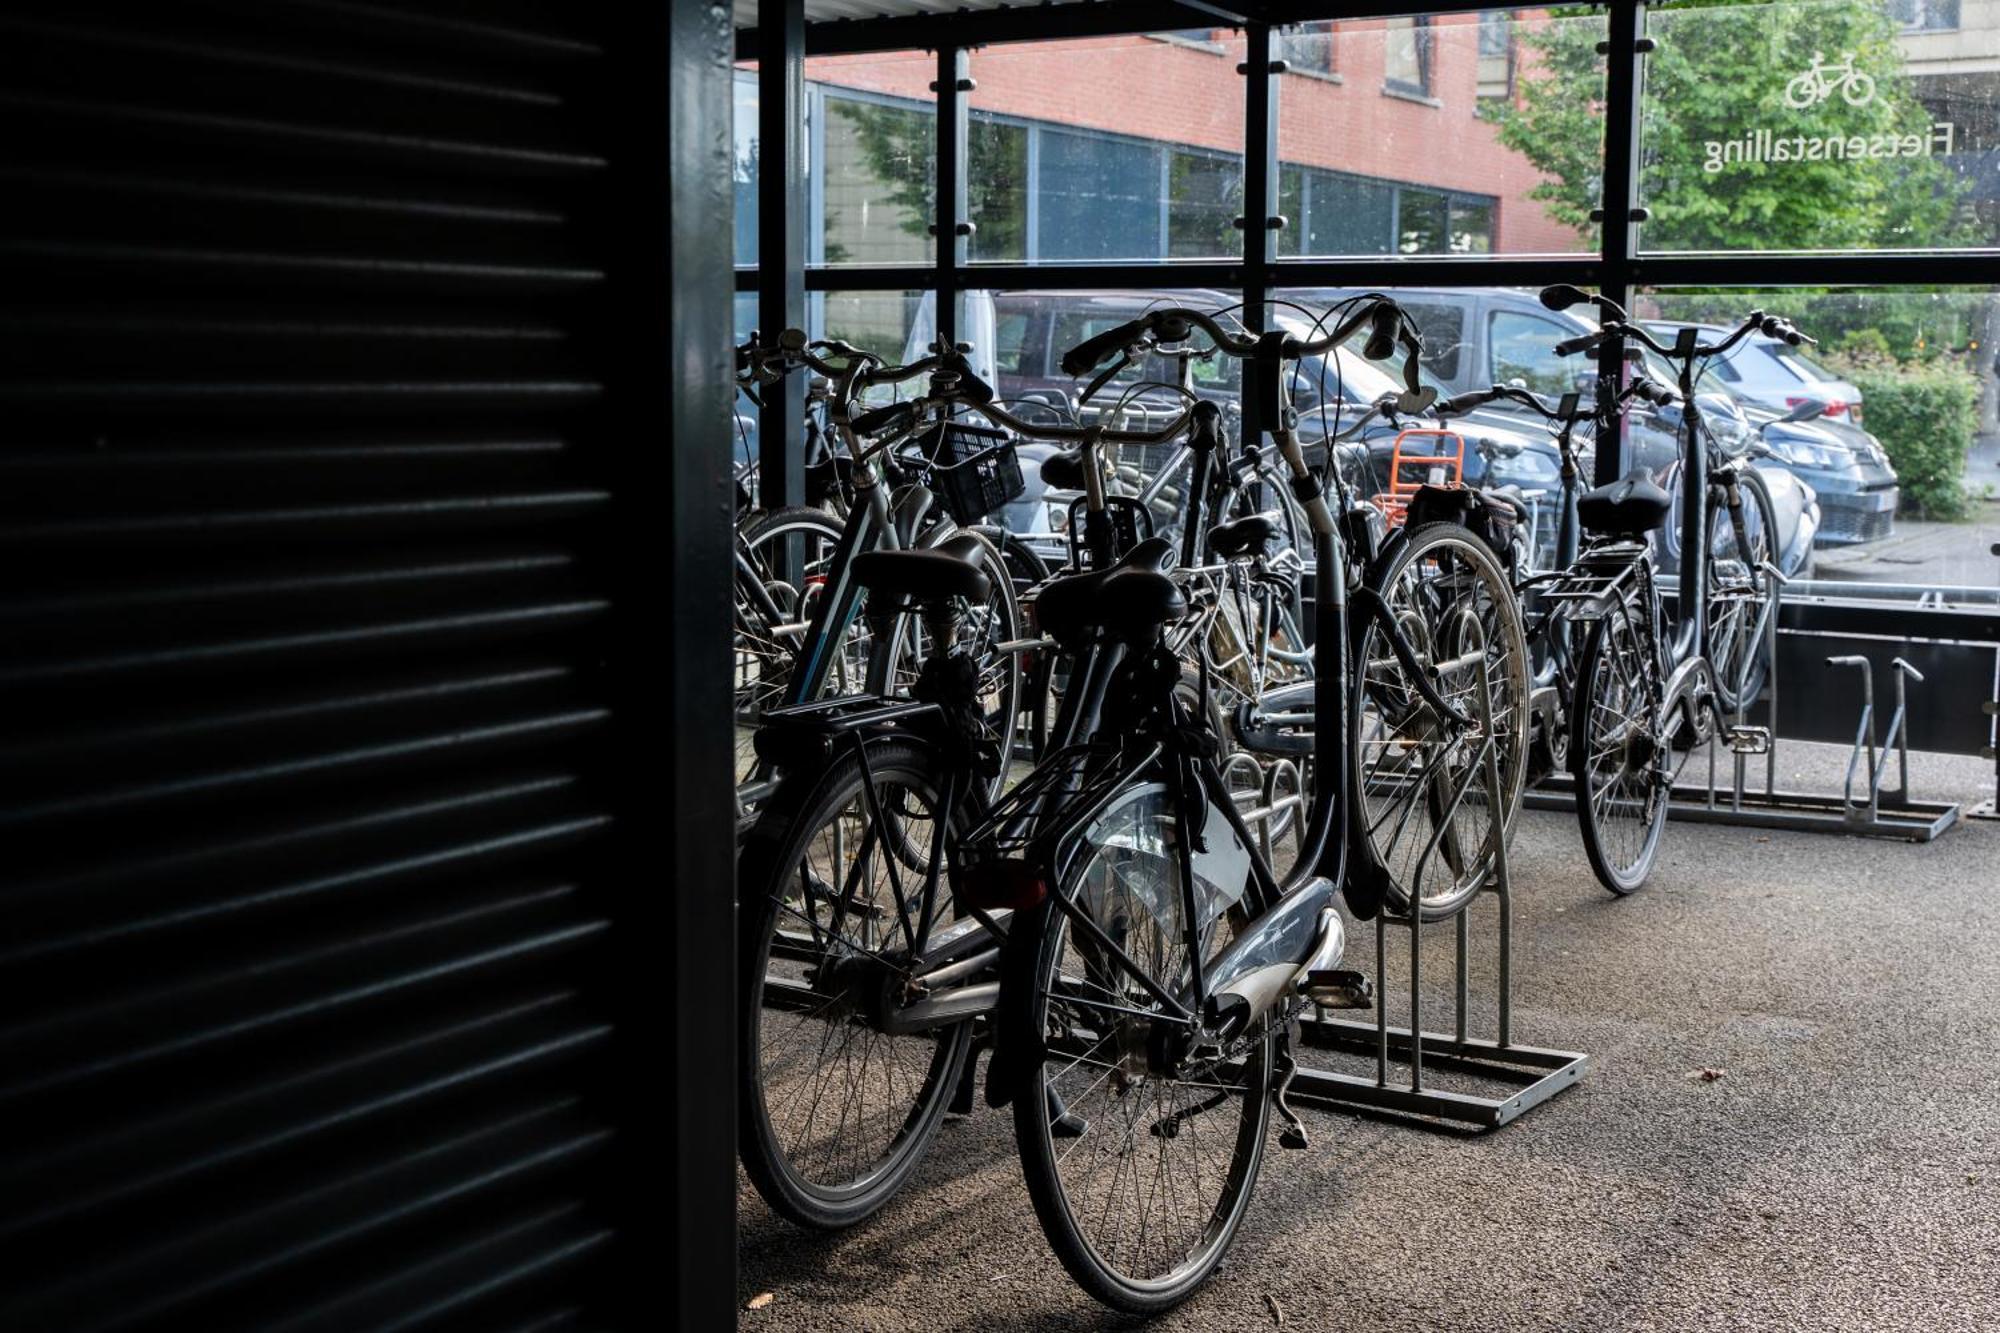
[737,743,2000,1331]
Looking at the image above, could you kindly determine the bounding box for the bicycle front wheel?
[1572,594,1669,895]
[738,739,973,1228]
[1351,521,1530,921]
[1008,781,1271,1315]
[1708,467,1777,716]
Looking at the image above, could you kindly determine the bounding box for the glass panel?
[1278,9,1604,257]
[1639,0,1999,253]
[805,52,937,267]
[1642,286,1998,599]
[813,290,927,365]
[734,66,757,268]
[969,115,1030,262]
[967,32,1246,264]
[1038,127,1161,261]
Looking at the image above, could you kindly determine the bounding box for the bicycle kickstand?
[1272,1025,1310,1150]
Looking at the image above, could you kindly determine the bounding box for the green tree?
[1486,0,1970,251]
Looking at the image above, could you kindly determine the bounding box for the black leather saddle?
[851,534,993,605]
[1208,512,1278,560]
[1034,536,1186,644]
[1040,449,1088,491]
[1577,471,1672,537]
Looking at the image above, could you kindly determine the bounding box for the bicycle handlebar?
[1057,299,1415,378]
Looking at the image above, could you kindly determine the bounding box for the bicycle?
[1535,290,1796,893]
[731,331,1027,820]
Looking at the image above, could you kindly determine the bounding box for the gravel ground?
[738,744,2000,1331]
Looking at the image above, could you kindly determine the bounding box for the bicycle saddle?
[1034,536,1185,644]
[1040,449,1088,491]
[851,533,993,605]
[1208,512,1279,561]
[1577,471,1671,537]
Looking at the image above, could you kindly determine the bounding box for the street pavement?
[1812,434,1999,590]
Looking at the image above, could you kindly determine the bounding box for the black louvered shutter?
[0,3,697,1328]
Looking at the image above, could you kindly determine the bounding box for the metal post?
[665,4,738,1326]
[1593,0,1648,487]
[1238,21,1278,438]
[758,0,806,512]
[933,46,970,347]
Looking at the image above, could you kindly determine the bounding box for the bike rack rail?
[1285,621,1590,1131]
[1525,568,1963,841]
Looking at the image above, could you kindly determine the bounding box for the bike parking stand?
[1525,570,1962,841]
[1286,648,1590,1132]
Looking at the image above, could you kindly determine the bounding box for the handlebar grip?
[952,358,996,405]
[849,400,918,435]
[1059,317,1152,376]
[1437,390,1495,416]
[1554,332,1602,358]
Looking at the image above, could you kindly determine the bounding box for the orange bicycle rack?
[1370,427,1465,527]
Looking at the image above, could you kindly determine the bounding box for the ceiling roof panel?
[735,0,1104,30]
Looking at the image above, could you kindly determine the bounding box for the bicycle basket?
[921,420,1025,525]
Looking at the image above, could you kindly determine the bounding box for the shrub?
[1828,352,1979,520]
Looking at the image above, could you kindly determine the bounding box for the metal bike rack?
[1286,629,1589,1131]
[1970,541,2000,823]
[1526,568,1962,841]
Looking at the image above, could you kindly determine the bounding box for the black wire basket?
[922,420,1025,525]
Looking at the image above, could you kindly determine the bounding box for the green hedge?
[1832,358,1979,520]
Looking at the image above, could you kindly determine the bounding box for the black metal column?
[1594,0,1648,485]
[1239,22,1279,439]
[666,6,740,1329]
[759,0,807,511]
[935,46,970,347]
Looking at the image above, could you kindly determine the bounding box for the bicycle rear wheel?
[734,506,853,789]
[1351,522,1530,921]
[1572,595,1669,895]
[1008,781,1271,1315]
[738,739,974,1228]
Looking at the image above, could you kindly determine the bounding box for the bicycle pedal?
[1300,969,1374,1010]
[1724,725,1771,755]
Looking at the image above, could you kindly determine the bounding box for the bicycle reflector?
[961,858,1048,912]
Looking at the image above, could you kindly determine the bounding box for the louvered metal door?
[0,3,689,1327]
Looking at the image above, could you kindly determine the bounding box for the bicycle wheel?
[1008,781,1271,1315]
[1351,522,1530,921]
[1572,593,1669,895]
[734,506,854,788]
[1707,467,1776,716]
[738,739,974,1228]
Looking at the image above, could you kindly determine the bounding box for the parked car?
[1295,287,1820,578]
[1635,320,1898,547]
[974,289,1558,566]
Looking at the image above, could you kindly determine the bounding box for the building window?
[1384,17,1433,97]
[1037,127,1161,261]
[1166,147,1243,259]
[1477,13,1514,99]
[1278,21,1336,77]
[1889,0,1960,30]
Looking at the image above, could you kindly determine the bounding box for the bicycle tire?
[1572,593,1669,896]
[1006,780,1272,1314]
[734,506,852,791]
[1708,467,1776,716]
[1351,521,1531,921]
[737,738,975,1229]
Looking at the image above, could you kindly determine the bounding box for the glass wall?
[1642,286,1997,590]
[1275,8,1606,257]
[1640,0,2000,253]
[966,32,1248,264]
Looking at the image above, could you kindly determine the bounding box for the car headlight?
[1765,436,1843,469]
